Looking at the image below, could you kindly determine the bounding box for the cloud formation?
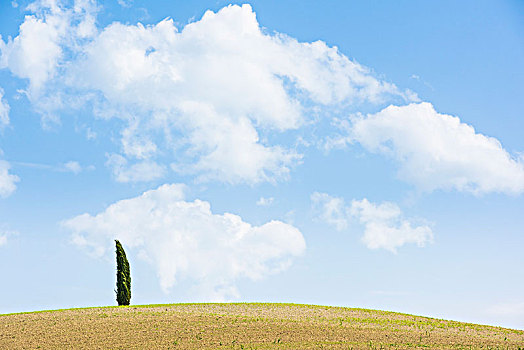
[347,103,524,195]
[63,184,306,299]
[1,1,411,184]
[311,192,433,253]
[63,160,82,174]
[0,0,97,95]
[256,197,274,206]
[0,160,19,198]
[106,154,166,183]
[0,228,17,247]
[0,89,9,128]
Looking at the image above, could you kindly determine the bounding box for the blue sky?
[0,0,523,329]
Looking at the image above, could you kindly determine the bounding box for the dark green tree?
[115,239,131,306]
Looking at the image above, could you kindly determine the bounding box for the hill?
[0,303,522,349]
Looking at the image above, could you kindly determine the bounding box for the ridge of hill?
[1,303,522,349]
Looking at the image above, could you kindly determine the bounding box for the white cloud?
[348,102,524,195]
[351,198,433,253]
[312,192,433,253]
[0,160,19,198]
[85,127,96,140]
[0,88,9,128]
[62,160,95,173]
[12,160,94,174]
[63,160,82,174]
[0,0,98,95]
[310,192,348,230]
[117,0,132,8]
[106,153,166,183]
[167,102,301,184]
[2,2,412,184]
[62,183,306,299]
[0,228,17,246]
[256,196,274,206]
[66,4,408,184]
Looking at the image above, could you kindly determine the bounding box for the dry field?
[0,303,523,349]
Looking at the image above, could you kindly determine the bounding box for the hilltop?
[1,303,522,349]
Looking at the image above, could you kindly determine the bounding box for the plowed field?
[1,303,522,349]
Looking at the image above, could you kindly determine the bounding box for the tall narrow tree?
[115,239,131,306]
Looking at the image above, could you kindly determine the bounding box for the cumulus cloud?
[0,160,19,198]
[62,184,306,299]
[350,198,433,252]
[0,0,98,95]
[1,1,411,184]
[311,192,433,253]
[0,89,9,128]
[346,102,524,195]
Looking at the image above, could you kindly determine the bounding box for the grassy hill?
[0,303,522,349]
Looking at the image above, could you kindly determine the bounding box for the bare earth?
[0,303,522,349]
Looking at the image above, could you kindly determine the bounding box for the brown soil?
[0,303,522,349]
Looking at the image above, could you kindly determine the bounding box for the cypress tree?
[115,239,131,306]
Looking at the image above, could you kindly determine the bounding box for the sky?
[0,0,523,330]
